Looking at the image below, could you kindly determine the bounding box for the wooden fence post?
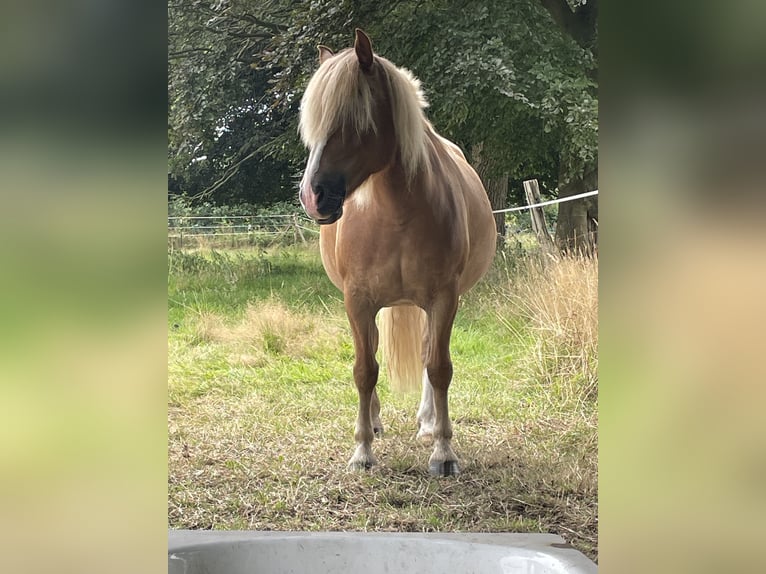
[292,214,306,244]
[523,179,555,252]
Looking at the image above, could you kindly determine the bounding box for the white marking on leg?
[349,389,377,470]
[348,442,377,471]
[416,368,435,440]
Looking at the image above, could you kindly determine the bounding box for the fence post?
[293,214,306,244]
[523,179,555,252]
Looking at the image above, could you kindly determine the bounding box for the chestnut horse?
[299,29,496,476]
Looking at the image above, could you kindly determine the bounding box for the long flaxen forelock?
[299,49,429,177]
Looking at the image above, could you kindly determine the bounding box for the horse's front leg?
[345,295,380,470]
[426,290,460,476]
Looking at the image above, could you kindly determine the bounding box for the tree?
[168,0,598,244]
[168,0,297,206]
[538,0,598,254]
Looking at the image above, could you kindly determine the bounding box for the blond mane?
[299,49,429,177]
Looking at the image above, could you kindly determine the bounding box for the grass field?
[168,242,598,561]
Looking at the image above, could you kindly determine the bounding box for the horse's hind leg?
[371,388,384,437]
[416,369,435,442]
[425,290,460,476]
[345,296,380,470]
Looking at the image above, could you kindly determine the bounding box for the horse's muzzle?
[301,173,346,224]
[316,207,343,225]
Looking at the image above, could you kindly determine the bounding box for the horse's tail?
[379,305,426,393]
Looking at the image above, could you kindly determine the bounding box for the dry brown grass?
[193,299,345,367]
[168,248,598,561]
[504,254,598,403]
[168,396,597,551]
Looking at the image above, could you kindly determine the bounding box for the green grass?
[168,242,598,561]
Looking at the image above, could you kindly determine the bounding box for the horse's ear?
[354,28,373,71]
[317,45,334,64]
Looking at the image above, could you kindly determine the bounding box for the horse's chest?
[339,235,462,301]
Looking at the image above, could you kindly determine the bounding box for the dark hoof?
[373,427,384,438]
[429,460,460,477]
[348,460,376,472]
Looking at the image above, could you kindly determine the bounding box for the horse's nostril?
[314,185,325,204]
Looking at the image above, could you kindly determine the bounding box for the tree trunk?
[470,143,508,248]
[486,174,508,249]
[523,179,556,252]
[555,168,598,256]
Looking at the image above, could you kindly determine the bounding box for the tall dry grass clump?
[193,300,340,365]
[505,254,598,403]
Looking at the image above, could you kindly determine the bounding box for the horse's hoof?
[373,426,384,438]
[348,459,376,472]
[429,460,460,477]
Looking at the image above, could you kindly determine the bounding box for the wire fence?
[491,189,598,214]
[167,188,598,250]
[168,213,319,249]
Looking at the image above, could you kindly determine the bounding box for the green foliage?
[168,194,303,219]
[168,0,299,204]
[168,0,598,206]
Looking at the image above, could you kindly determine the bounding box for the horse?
[298,29,496,476]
